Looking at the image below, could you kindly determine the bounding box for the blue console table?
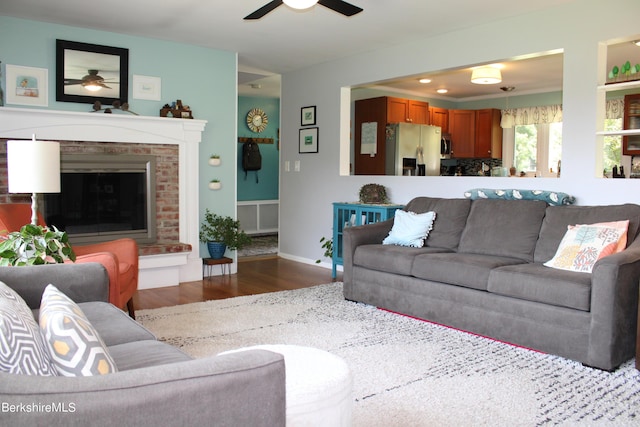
[332,202,404,278]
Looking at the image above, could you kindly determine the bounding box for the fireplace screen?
[44,154,157,244]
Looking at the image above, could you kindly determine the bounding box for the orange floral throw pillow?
[543,220,629,273]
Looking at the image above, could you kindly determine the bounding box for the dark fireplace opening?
[43,154,157,245]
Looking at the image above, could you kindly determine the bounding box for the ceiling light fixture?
[471,66,502,84]
[83,83,103,92]
[635,40,640,47]
[419,78,432,84]
[283,0,319,10]
[436,88,448,94]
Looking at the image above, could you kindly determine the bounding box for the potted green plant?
[0,224,76,266]
[315,236,333,264]
[208,154,221,166]
[199,209,251,259]
[208,179,221,190]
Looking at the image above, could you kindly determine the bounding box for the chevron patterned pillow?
[0,281,57,376]
[39,284,117,376]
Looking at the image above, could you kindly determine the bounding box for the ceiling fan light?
[283,0,318,10]
[83,84,102,92]
[471,67,502,84]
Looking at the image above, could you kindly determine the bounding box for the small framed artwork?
[5,65,49,107]
[132,75,161,101]
[301,106,316,126]
[299,127,319,153]
[56,39,129,104]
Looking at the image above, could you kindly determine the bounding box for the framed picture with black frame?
[299,127,319,153]
[56,39,129,104]
[301,105,316,126]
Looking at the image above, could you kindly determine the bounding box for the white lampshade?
[283,0,318,10]
[471,67,502,84]
[7,138,61,194]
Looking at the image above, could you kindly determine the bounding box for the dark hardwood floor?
[134,255,341,310]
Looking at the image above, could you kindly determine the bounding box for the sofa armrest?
[588,238,640,369]
[0,263,109,309]
[343,219,393,286]
[74,238,139,271]
[74,252,121,306]
[0,350,286,427]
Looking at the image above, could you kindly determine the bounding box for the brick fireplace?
[0,107,206,289]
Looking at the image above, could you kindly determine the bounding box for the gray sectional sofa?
[343,197,640,371]
[0,263,286,427]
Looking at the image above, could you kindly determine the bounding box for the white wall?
[278,0,640,266]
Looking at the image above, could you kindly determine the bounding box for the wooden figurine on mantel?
[160,99,193,119]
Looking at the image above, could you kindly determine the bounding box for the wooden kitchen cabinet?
[448,108,502,159]
[408,99,429,124]
[623,93,640,155]
[475,108,502,159]
[449,109,475,158]
[386,97,429,124]
[354,96,430,175]
[429,107,449,133]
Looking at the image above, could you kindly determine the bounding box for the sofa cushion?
[534,204,640,263]
[39,285,117,376]
[403,197,471,250]
[488,263,591,311]
[80,301,156,347]
[458,199,548,262]
[0,281,57,376]
[354,244,448,276]
[382,210,436,248]
[543,220,629,273]
[108,340,192,371]
[411,253,525,291]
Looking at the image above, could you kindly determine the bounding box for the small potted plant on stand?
[0,224,76,266]
[199,209,251,259]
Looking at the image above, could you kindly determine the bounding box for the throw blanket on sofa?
[464,188,575,206]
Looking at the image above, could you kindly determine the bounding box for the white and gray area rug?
[137,284,640,426]
[237,234,278,257]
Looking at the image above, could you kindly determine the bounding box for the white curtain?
[605,98,624,120]
[500,105,562,128]
[501,99,624,128]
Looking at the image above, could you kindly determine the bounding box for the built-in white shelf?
[596,129,640,136]
[597,79,640,92]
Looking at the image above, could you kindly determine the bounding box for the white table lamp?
[7,136,61,225]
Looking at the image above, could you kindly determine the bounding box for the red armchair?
[0,204,139,318]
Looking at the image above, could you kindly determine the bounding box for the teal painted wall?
[0,16,238,259]
[237,96,280,201]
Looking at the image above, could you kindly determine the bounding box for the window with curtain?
[503,100,623,178]
[502,105,562,177]
[603,98,624,177]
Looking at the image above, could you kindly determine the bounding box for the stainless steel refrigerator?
[385,123,442,176]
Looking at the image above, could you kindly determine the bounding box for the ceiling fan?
[244,0,363,20]
[63,69,117,92]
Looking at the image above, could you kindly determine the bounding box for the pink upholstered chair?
[0,203,139,318]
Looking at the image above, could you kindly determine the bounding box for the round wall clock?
[246,108,269,133]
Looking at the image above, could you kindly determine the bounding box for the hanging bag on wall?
[242,139,262,183]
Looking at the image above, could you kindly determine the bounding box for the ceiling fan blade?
[63,79,84,86]
[244,0,283,20]
[318,0,363,16]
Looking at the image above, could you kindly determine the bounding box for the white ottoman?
[222,345,353,426]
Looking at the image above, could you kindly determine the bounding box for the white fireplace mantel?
[0,107,207,289]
